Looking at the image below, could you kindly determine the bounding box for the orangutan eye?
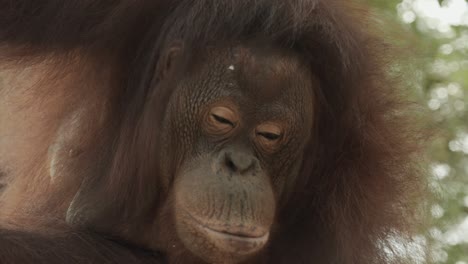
[257,132,281,141]
[211,113,235,127]
[255,123,284,151]
[205,106,238,134]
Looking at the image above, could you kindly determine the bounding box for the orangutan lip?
[202,224,266,239]
[183,209,267,239]
[200,223,270,255]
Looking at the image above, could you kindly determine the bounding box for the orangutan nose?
[221,149,258,174]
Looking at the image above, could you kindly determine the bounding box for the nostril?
[225,155,237,172]
[221,150,257,175]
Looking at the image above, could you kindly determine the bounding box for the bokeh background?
[368,0,468,262]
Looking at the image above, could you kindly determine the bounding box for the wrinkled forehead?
[192,43,314,104]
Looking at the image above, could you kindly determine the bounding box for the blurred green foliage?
[368,0,468,262]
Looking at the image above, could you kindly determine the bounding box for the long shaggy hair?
[0,0,427,263]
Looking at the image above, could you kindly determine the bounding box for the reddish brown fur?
[0,0,426,263]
